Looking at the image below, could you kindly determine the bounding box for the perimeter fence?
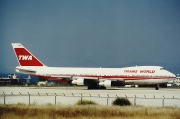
[1,92,180,107]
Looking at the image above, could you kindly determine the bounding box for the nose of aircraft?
[170,72,176,78]
[165,69,176,79]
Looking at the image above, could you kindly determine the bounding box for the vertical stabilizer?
[12,43,45,66]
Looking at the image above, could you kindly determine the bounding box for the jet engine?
[99,80,125,88]
[72,78,84,85]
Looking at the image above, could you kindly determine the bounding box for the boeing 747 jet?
[11,43,176,90]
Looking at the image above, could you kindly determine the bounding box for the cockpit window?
[160,68,165,70]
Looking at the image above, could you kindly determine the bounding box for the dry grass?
[0,104,180,119]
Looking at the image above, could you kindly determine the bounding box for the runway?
[0,86,180,107]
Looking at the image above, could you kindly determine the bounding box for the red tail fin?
[12,43,45,66]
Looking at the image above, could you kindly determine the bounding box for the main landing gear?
[88,85,106,90]
[155,84,159,90]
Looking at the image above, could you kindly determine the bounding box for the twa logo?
[18,55,32,60]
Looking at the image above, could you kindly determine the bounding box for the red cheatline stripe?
[32,74,175,80]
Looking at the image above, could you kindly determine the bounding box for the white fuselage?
[15,66,176,85]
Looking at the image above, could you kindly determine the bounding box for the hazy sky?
[1,0,180,73]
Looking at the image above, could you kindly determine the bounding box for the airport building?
[167,74,180,87]
[174,74,180,86]
[0,74,31,85]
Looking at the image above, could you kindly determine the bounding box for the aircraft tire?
[155,85,159,90]
[88,86,106,90]
[99,86,106,89]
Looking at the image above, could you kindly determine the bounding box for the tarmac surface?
[0,86,180,107]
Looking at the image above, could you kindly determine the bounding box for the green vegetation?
[75,99,98,105]
[112,97,131,106]
[0,104,180,119]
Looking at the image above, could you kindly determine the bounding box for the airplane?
[10,43,176,90]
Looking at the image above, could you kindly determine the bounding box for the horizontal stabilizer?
[7,66,36,73]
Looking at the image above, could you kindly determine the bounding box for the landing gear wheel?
[99,86,106,89]
[88,86,93,89]
[155,85,159,90]
[88,86,106,90]
[88,86,97,89]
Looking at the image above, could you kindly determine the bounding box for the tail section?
[12,43,45,66]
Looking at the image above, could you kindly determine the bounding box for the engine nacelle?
[99,80,111,87]
[72,78,84,85]
[99,80,125,88]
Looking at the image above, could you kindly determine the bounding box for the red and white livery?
[11,43,176,90]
